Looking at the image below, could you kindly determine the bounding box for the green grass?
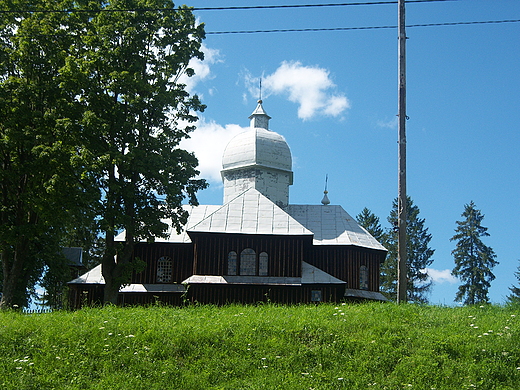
[1,303,519,389]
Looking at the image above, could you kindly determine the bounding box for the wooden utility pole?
[397,0,407,303]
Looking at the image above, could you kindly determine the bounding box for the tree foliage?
[382,197,435,303]
[506,260,520,305]
[0,0,94,309]
[451,201,498,305]
[0,0,207,307]
[356,207,384,243]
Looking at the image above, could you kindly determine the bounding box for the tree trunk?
[0,247,29,310]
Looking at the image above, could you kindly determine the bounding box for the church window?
[259,252,268,276]
[240,248,256,276]
[359,265,369,290]
[156,256,172,283]
[227,251,237,275]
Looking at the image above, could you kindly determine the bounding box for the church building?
[68,101,387,307]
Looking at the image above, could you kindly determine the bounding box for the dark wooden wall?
[307,246,386,292]
[189,233,313,277]
[131,242,194,284]
[187,284,347,305]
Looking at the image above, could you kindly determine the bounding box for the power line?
[206,19,520,34]
[191,0,456,11]
[0,0,457,14]
[1,18,517,40]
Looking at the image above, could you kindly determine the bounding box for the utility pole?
[397,0,408,303]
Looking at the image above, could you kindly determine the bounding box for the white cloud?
[178,44,222,94]
[377,117,398,130]
[180,119,246,184]
[246,61,350,120]
[423,268,458,284]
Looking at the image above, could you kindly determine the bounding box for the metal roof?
[344,288,388,301]
[221,127,292,172]
[183,262,345,285]
[285,204,387,251]
[115,193,386,251]
[115,205,221,244]
[68,264,104,284]
[188,188,313,236]
[70,261,344,287]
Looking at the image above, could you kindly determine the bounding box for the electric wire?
[0,0,457,14]
[206,19,520,34]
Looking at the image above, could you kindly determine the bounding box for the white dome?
[222,127,292,172]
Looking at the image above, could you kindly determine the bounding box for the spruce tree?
[356,208,384,242]
[451,201,498,305]
[383,197,435,303]
[506,260,520,305]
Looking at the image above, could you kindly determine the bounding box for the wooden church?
[68,101,388,307]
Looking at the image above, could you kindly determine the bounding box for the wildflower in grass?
[125,335,135,338]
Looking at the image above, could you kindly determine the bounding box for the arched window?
[227,251,237,275]
[259,252,268,276]
[359,265,369,290]
[157,256,172,283]
[240,248,256,276]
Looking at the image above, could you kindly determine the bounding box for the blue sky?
[177,0,520,305]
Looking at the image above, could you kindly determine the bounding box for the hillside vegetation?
[1,303,519,389]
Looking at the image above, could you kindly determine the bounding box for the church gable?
[188,188,312,237]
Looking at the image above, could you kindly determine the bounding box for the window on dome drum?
[359,265,369,290]
[227,251,237,275]
[156,256,173,283]
[240,248,256,276]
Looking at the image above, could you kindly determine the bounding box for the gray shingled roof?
[188,188,313,236]
[115,191,386,252]
[285,204,387,251]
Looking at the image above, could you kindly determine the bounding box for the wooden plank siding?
[187,284,347,305]
[189,232,313,277]
[308,246,386,292]
[131,242,194,284]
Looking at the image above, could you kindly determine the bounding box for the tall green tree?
[506,260,520,305]
[383,197,435,303]
[62,0,208,304]
[451,201,498,305]
[356,207,384,243]
[0,0,92,309]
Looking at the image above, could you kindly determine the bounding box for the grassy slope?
[1,303,519,390]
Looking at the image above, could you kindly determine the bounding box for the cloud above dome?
[246,61,350,120]
[179,119,246,184]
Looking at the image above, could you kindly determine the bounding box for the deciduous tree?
[0,1,92,309]
[62,0,208,304]
[451,201,498,305]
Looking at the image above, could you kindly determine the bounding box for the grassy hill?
[1,303,519,389]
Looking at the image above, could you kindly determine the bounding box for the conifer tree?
[506,260,520,305]
[356,208,384,242]
[383,197,435,303]
[451,201,498,305]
